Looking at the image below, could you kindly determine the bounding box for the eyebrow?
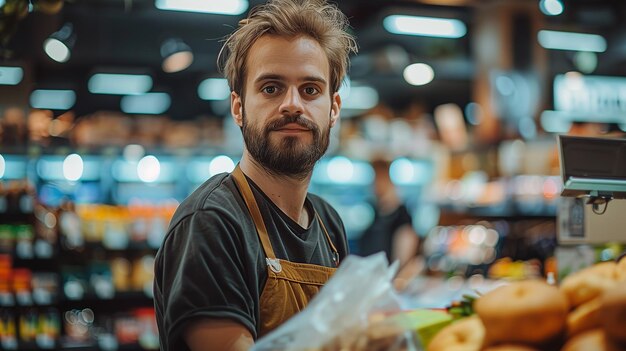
[253,74,327,86]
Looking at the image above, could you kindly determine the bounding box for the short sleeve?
[154,209,260,350]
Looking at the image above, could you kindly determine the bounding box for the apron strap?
[315,212,340,266]
[231,165,277,260]
[232,164,339,266]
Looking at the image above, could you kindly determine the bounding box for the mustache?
[266,115,318,132]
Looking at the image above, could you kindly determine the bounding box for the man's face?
[231,34,341,179]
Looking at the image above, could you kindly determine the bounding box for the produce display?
[427,258,626,351]
[475,280,568,346]
[427,315,485,351]
[322,309,453,351]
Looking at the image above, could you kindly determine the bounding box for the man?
[358,158,422,290]
[153,0,358,350]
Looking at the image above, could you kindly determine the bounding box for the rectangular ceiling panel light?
[0,66,24,85]
[121,92,171,114]
[155,0,248,15]
[342,86,379,110]
[0,155,27,180]
[384,15,466,38]
[198,78,230,100]
[538,30,607,52]
[88,73,152,95]
[30,89,76,110]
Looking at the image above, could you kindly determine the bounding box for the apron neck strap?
[231,164,339,265]
[315,212,339,266]
[232,164,277,259]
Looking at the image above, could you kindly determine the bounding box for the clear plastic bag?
[253,252,423,351]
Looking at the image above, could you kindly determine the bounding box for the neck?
[239,152,312,227]
[378,188,401,214]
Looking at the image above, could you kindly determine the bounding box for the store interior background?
[1,0,625,349]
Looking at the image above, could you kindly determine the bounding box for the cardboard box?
[558,197,626,244]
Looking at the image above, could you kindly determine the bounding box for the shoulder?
[158,172,252,255]
[169,173,242,228]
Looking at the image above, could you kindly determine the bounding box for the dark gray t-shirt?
[153,172,348,351]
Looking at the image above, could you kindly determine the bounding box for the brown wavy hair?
[218,0,358,96]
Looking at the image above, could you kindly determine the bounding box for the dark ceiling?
[3,0,626,119]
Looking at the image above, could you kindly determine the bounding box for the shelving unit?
[0,200,61,351]
[1,150,163,350]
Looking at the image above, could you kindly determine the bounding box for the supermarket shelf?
[439,202,557,218]
[57,241,157,273]
[12,257,59,271]
[0,301,59,309]
[61,291,152,302]
[60,242,158,255]
[4,341,57,351]
[0,212,34,221]
[59,291,154,311]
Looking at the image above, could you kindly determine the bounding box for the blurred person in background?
[358,158,423,290]
[0,107,27,146]
[27,109,53,145]
[153,0,357,350]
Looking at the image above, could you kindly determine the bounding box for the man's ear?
[231,91,243,127]
[330,92,341,128]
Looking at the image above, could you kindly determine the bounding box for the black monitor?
[558,134,626,199]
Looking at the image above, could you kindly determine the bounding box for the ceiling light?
[63,154,83,181]
[538,30,606,52]
[120,92,171,114]
[342,86,379,110]
[88,73,152,95]
[43,23,75,63]
[539,0,564,16]
[403,63,434,86]
[389,158,415,185]
[1,155,27,180]
[495,75,515,96]
[383,15,466,38]
[29,89,76,110]
[327,156,354,183]
[123,144,146,162]
[540,111,572,133]
[573,51,598,74]
[137,155,160,183]
[161,38,194,73]
[155,0,248,15]
[209,156,235,176]
[198,78,230,100]
[465,102,483,125]
[0,66,23,85]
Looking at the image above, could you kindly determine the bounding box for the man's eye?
[263,86,277,94]
[304,87,319,95]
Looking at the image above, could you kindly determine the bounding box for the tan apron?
[231,165,339,337]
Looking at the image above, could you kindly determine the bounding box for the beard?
[242,107,331,180]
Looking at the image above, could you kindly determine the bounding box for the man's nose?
[279,87,304,115]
